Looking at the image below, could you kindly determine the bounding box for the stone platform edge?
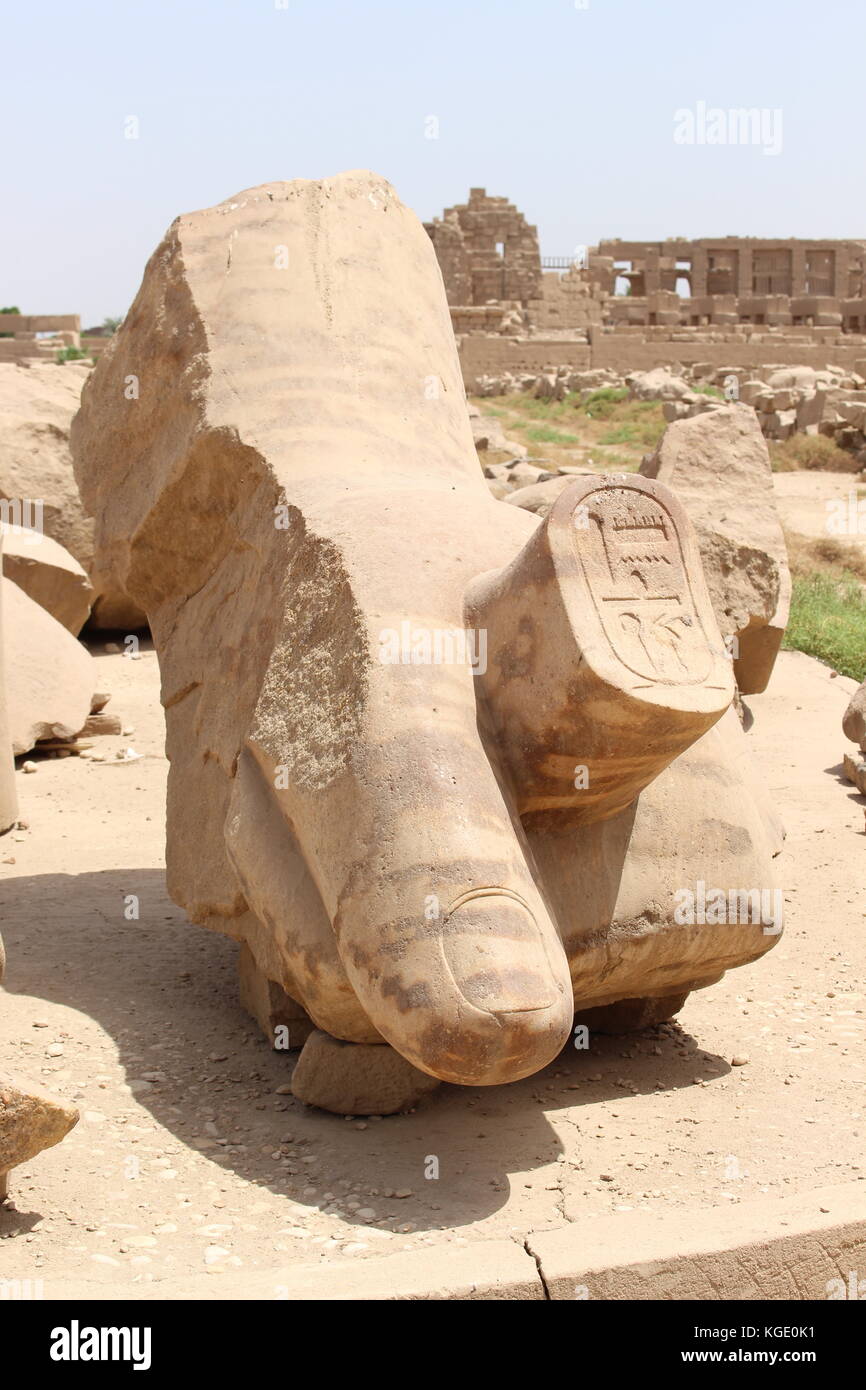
[26,1180,866,1301]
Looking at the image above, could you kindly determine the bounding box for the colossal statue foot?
[71,172,783,1108]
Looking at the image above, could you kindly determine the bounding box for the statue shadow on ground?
[823,761,866,834]
[824,760,866,793]
[0,868,730,1231]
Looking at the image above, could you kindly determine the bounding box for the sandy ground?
[0,642,863,1298]
[772,469,864,540]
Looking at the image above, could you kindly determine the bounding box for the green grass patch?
[510,396,581,423]
[569,391,666,448]
[596,403,665,449]
[599,424,639,445]
[525,424,581,445]
[578,387,629,419]
[783,570,866,681]
[472,390,666,467]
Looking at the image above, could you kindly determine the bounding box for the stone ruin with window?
[424,188,543,321]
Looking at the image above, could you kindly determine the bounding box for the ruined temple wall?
[426,188,542,306]
[587,335,866,374]
[599,239,866,303]
[528,271,605,332]
[457,330,866,385]
[0,313,82,361]
[459,335,590,385]
[425,216,472,306]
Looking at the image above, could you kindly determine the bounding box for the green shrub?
[55,345,90,364]
[770,433,858,472]
[0,304,20,338]
[579,387,629,419]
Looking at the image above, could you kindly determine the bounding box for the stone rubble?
[467,359,866,464]
[842,681,866,796]
[2,576,95,755]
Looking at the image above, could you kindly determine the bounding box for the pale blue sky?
[2,0,862,324]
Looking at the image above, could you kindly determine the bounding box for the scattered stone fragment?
[843,682,866,751]
[1,525,93,634]
[3,576,95,754]
[0,1075,79,1200]
[81,712,122,737]
[291,1030,441,1116]
[640,405,790,695]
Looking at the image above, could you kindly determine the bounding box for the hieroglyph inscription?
[575,488,713,684]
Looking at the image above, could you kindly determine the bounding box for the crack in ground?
[522,1236,551,1299]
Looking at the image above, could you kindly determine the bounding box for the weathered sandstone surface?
[0,363,143,629]
[641,405,791,694]
[71,173,782,1109]
[3,577,94,754]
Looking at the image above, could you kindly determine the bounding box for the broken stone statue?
[507,406,792,699]
[71,173,784,1114]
